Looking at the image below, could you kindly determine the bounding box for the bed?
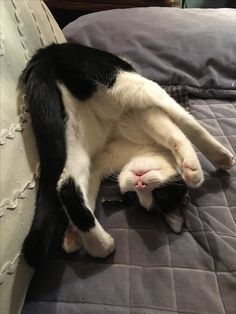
[22,7,236,314]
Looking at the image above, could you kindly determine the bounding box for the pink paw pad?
[215,154,236,170]
[181,159,204,188]
[182,161,198,171]
[63,225,81,253]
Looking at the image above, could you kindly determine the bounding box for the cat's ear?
[152,178,188,233]
[164,207,186,234]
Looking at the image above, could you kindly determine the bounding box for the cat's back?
[27,43,134,98]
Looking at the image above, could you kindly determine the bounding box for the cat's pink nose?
[135,180,147,189]
[134,170,149,177]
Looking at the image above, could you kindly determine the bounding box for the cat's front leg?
[191,136,235,171]
[141,108,204,188]
[170,137,204,188]
[171,114,235,170]
[109,71,235,170]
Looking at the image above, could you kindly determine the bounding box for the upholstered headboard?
[0,1,65,313]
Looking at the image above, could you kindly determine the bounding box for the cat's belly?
[117,126,153,145]
[117,111,154,145]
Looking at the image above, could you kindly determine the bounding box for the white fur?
[59,72,235,256]
[110,72,235,169]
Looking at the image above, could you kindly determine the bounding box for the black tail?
[21,49,67,267]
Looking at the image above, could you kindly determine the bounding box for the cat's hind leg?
[63,224,82,253]
[58,141,115,258]
[62,168,105,255]
[59,175,115,258]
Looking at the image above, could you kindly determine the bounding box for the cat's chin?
[136,190,153,211]
[119,184,154,211]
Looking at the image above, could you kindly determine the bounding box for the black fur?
[152,177,188,215]
[152,177,188,233]
[54,44,134,99]
[21,49,67,267]
[122,177,188,233]
[22,186,64,267]
[122,178,188,215]
[20,43,134,267]
[59,178,95,232]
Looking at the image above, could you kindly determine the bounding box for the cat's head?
[118,154,188,233]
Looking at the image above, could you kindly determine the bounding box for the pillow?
[63,8,236,99]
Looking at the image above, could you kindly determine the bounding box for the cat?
[61,102,235,254]
[21,43,235,267]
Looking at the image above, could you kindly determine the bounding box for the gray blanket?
[23,98,236,313]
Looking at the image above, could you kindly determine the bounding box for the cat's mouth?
[133,168,161,190]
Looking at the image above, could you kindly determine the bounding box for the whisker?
[106,168,119,180]
[170,174,182,180]
[106,177,117,182]
[167,182,185,185]
[109,169,119,177]
[108,174,117,179]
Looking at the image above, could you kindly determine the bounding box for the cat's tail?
[20,51,66,267]
[23,186,63,267]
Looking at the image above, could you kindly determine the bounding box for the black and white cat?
[21,43,235,267]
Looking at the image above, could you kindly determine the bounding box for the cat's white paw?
[211,147,236,170]
[182,159,204,188]
[62,225,82,253]
[82,227,115,258]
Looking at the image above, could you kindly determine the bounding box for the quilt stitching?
[166,234,178,313]
[191,99,236,314]
[191,214,226,314]
[26,299,226,314]
[208,102,235,224]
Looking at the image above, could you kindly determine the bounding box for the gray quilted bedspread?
[23,99,236,314]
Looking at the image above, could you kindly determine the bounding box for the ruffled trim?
[0,253,21,285]
[0,95,28,145]
[1,0,31,146]
[1,0,62,145]
[0,30,5,56]
[0,103,28,145]
[0,165,39,217]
